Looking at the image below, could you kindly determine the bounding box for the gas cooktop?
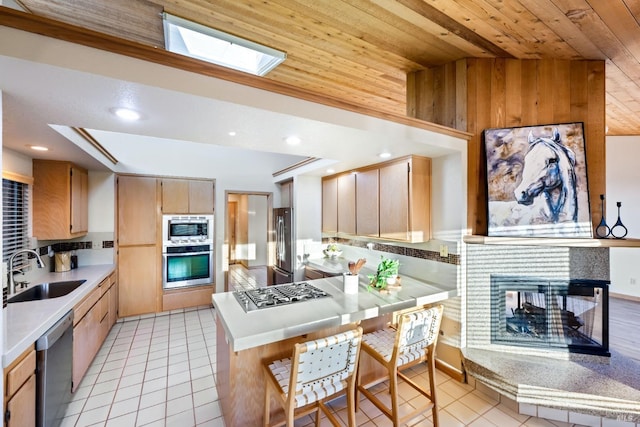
[233,282,330,312]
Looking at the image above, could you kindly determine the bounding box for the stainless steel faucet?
[8,249,45,295]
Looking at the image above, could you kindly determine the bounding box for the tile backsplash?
[321,237,460,266]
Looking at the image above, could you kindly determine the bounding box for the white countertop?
[212,273,457,352]
[3,264,115,367]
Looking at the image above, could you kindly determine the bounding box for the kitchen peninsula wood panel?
[213,275,455,425]
[33,160,88,240]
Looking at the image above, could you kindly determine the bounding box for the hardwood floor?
[609,296,640,361]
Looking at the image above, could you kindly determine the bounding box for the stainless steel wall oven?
[162,215,214,289]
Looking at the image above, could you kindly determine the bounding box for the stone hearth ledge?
[463,347,640,422]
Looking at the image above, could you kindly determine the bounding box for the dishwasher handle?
[36,310,74,351]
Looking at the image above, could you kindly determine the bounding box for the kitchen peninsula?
[212,273,456,426]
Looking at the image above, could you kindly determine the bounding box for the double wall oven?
[162,215,214,289]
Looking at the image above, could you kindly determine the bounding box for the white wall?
[292,175,322,280]
[607,136,640,297]
[2,148,32,177]
[431,153,465,242]
[247,195,268,267]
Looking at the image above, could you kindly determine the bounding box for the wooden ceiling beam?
[396,0,514,58]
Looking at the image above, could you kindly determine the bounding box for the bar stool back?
[263,327,363,427]
[357,304,444,426]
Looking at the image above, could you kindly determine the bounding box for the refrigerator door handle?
[277,217,285,262]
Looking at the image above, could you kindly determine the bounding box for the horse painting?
[514,128,578,224]
[484,123,592,238]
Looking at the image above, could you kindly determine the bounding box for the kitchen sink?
[7,280,87,303]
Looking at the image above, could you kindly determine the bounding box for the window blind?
[2,178,30,269]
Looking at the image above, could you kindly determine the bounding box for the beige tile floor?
[59,265,592,426]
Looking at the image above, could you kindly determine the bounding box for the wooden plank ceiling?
[16,0,640,135]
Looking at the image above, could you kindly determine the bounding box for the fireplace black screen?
[491,276,610,356]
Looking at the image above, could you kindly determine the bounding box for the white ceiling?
[0,25,466,180]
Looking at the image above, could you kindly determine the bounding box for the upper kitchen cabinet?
[379,156,431,242]
[337,174,356,234]
[279,180,293,208]
[161,178,214,214]
[356,168,379,237]
[322,155,431,243]
[321,177,338,233]
[117,175,158,246]
[33,160,88,240]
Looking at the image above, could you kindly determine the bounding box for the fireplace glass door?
[491,276,610,356]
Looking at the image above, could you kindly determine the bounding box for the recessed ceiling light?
[228,131,237,136]
[28,145,49,151]
[379,152,391,159]
[285,136,301,145]
[112,107,141,121]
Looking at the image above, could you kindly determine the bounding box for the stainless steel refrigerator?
[273,208,294,284]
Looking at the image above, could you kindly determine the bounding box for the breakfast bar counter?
[212,273,457,426]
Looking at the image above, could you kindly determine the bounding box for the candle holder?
[595,194,610,238]
[610,202,628,239]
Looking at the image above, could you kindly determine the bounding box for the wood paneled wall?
[408,58,606,235]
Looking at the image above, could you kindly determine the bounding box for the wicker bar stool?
[262,327,363,427]
[357,304,444,426]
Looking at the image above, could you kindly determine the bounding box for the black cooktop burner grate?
[233,282,330,312]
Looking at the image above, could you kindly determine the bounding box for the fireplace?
[491,275,610,356]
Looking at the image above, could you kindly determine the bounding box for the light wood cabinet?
[117,175,159,317]
[279,180,293,208]
[72,290,101,392]
[117,176,158,246]
[108,274,118,328]
[379,156,431,242]
[118,245,158,317]
[72,274,116,392]
[337,174,356,234]
[161,178,214,214]
[33,160,88,240]
[322,155,431,242]
[4,347,36,427]
[304,266,341,280]
[322,177,338,233]
[356,169,379,237]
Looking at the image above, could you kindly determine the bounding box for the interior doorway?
[224,191,272,291]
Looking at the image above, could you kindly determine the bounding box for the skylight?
[163,13,286,76]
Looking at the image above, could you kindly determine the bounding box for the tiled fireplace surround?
[463,244,640,424]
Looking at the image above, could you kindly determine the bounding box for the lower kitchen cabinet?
[304,266,341,280]
[118,245,158,317]
[4,346,36,427]
[72,273,117,392]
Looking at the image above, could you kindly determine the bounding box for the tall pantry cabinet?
[116,175,159,317]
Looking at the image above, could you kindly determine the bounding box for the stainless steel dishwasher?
[36,310,74,427]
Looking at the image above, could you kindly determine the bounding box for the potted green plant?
[368,256,400,289]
